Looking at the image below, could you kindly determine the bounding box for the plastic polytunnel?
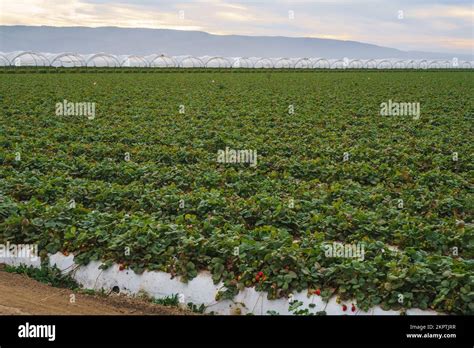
[376,60,393,69]
[253,58,274,68]
[176,56,204,68]
[329,59,346,69]
[362,59,376,69]
[273,58,293,69]
[49,53,85,67]
[120,55,148,67]
[442,60,453,68]
[85,53,121,67]
[429,60,450,69]
[293,58,312,69]
[204,56,234,68]
[248,57,262,67]
[8,51,50,66]
[415,60,429,69]
[312,58,331,69]
[348,59,363,69]
[147,54,177,68]
[232,57,254,68]
[2,51,473,69]
[391,60,406,69]
[0,52,10,66]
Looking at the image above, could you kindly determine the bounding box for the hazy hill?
[0,25,470,60]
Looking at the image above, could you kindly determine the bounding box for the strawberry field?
[0,70,473,314]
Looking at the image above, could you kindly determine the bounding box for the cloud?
[0,0,472,55]
[411,5,473,21]
[215,11,256,22]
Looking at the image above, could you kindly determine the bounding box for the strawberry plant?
[0,70,472,314]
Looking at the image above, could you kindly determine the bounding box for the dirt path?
[0,269,192,315]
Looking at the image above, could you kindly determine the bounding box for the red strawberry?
[351,304,356,312]
[314,289,321,296]
[258,271,264,277]
[342,304,347,311]
[119,264,125,271]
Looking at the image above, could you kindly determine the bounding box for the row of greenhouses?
[1,51,472,69]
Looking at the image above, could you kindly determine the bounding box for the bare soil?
[0,268,192,315]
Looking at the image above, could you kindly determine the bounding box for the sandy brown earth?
[0,268,192,315]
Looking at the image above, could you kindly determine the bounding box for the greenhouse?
[50,53,85,67]
[428,60,441,69]
[148,54,177,68]
[312,58,330,69]
[177,56,204,68]
[376,60,393,69]
[273,58,293,69]
[0,52,10,66]
[253,58,274,68]
[1,51,472,70]
[293,58,312,69]
[120,55,148,67]
[391,60,406,69]
[362,59,377,69]
[440,60,451,68]
[232,57,254,68]
[204,56,233,68]
[8,51,50,66]
[416,60,429,69]
[404,60,416,69]
[85,53,121,67]
[348,59,363,69]
[330,59,346,69]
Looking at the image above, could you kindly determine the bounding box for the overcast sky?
[0,0,472,54]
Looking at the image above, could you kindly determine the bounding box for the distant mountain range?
[0,25,471,60]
